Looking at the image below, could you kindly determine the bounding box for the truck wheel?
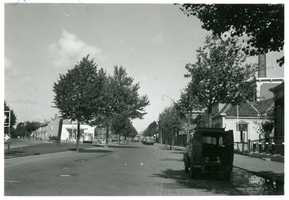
[190,166,196,179]
[224,171,231,181]
[185,166,189,173]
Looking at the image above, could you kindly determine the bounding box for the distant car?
[141,137,146,144]
[144,137,154,145]
[133,137,139,142]
[83,133,93,143]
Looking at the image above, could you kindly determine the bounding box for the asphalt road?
[5,142,272,196]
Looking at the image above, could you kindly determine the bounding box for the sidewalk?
[169,145,284,183]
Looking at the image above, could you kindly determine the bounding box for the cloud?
[5,57,12,70]
[4,57,19,78]
[48,30,108,68]
[153,33,164,45]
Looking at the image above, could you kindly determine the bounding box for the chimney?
[258,54,266,78]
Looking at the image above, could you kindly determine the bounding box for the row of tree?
[157,4,284,146]
[4,101,40,139]
[53,55,150,151]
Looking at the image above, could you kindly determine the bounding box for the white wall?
[223,118,264,142]
[61,124,95,141]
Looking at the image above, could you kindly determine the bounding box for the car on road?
[83,133,93,143]
[183,127,234,181]
[133,137,139,142]
[143,136,154,145]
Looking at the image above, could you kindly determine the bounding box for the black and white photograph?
[3,0,285,196]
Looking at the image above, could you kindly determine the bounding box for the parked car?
[183,128,234,181]
[83,133,93,143]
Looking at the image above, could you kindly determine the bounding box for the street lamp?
[162,95,175,106]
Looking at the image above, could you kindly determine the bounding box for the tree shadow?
[160,157,183,162]
[151,168,254,195]
[68,148,113,153]
[93,144,144,149]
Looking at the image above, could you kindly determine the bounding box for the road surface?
[5,142,273,196]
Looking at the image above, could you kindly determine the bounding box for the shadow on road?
[94,144,144,149]
[151,168,252,195]
[68,148,113,153]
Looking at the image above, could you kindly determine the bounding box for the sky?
[2,1,285,133]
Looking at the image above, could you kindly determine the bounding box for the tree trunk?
[208,106,212,128]
[105,124,109,148]
[76,120,80,152]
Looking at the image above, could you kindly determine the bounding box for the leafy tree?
[175,85,205,143]
[111,114,134,143]
[93,66,150,147]
[4,101,17,138]
[143,121,158,137]
[24,121,40,139]
[15,122,26,138]
[178,4,284,66]
[4,101,17,127]
[185,36,256,127]
[254,112,275,143]
[53,55,106,152]
[159,106,182,150]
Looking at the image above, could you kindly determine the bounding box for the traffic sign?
[4,111,11,127]
[4,134,11,144]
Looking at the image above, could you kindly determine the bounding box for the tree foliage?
[53,55,106,151]
[53,56,149,149]
[179,4,284,66]
[111,114,138,142]
[24,121,40,138]
[53,55,105,123]
[4,101,17,128]
[93,66,150,147]
[175,84,204,120]
[14,122,26,138]
[185,36,256,127]
[143,121,158,137]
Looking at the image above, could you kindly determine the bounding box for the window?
[51,126,53,131]
[236,123,248,131]
[202,136,217,145]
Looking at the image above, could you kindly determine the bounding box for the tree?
[159,106,182,150]
[53,55,106,152]
[175,85,205,143]
[4,101,17,127]
[24,121,40,139]
[179,4,284,66]
[15,122,26,138]
[92,66,150,147]
[111,114,135,143]
[4,101,17,137]
[185,36,256,127]
[143,121,158,137]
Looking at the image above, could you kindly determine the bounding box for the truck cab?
[183,128,234,180]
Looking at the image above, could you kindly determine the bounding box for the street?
[5,142,274,196]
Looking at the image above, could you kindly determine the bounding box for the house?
[60,119,95,141]
[212,98,274,142]
[211,54,283,144]
[31,120,50,140]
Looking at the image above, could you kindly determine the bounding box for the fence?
[234,136,284,156]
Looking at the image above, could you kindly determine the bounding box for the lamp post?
[162,95,175,106]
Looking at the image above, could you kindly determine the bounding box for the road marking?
[5,180,22,183]
[60,175,71,177]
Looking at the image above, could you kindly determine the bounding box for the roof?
[225,102,259,117]
[251,98,274,115]
[221,98,274,118]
